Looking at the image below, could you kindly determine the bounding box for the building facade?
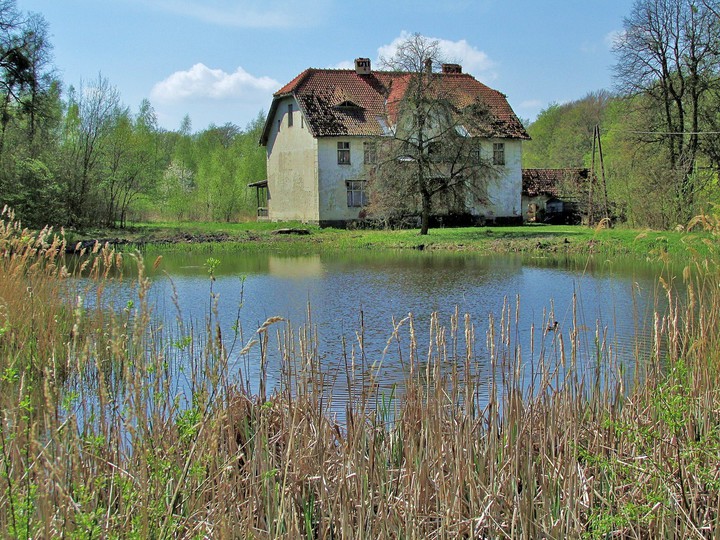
[259,59,529,227]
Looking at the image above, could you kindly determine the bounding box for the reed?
[1,207,719,538]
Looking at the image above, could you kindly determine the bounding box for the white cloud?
[605,30,624,49]
[331,60,355,70]
[375,31,496,80]
[151,63,279,102]
[581,29,624,54]
[518,99,543,110]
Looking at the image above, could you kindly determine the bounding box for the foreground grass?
[2,208,720,538]
[69,219,714,261]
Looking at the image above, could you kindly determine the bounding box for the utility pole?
[589,128,596,226]
[591,125,610,225]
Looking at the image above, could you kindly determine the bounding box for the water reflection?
[268,254,325,278]
[134,249,673,417]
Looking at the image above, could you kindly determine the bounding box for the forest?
[524,0,720,229]
[0,0,719,231]
[0,0,266,229]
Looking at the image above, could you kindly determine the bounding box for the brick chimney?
[355,58,371,75]
[424,58,433,74]
[441,63,462,74]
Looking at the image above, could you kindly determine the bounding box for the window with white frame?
[346,180,367,207]
[337,141,351,164]
[287,103,293,127]
[364,141,377,164]
[493,142,505,165]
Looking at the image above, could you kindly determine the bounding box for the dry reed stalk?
[1,209,720,538]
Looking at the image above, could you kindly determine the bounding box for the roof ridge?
[264,66,530,142]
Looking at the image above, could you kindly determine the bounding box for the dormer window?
[336,100,362,110]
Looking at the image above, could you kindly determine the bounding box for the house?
[257,58,529,227]
[521,168,591,223]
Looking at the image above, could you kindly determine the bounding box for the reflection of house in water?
[268,255,324,278]
[521,168,590,224]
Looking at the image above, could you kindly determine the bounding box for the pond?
[113,249,676,415]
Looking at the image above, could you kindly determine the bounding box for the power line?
[605,129,720,135]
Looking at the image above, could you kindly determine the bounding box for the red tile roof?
[261,68,529,144]
[522,168,590,197]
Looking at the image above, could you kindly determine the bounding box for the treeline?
[0,0,266,229]
[524,0,720,229]
[524,91,720,229]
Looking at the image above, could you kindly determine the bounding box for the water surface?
[128,249,672,413]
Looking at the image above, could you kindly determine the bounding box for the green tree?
[59,74,123,226]
[157,115,196,220]
[0,2,63,228]
[233,111,267,218]
[613,0,720,222]
[190,119,266,222]
[0,0,32,155]
[524,91,612,169]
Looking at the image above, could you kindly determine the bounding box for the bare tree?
[613,0,720,221]
[370,33,500,235]
[61,74,123,226]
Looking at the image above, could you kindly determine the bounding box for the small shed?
[522,168,590,224]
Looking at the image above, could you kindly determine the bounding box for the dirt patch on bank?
[65,232,238,253]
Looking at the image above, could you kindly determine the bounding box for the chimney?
[441,63,462,74]
[424,58,433,74]
[355,57,371,75]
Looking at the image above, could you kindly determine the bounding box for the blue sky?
[16,0,631,132]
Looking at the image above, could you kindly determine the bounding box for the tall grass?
[1,206,719,538]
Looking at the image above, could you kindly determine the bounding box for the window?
[287,103,293,127]
[470,145,481,164]
[346,180,368,207]
[493,142,505,165]
[364,141,377,164]
[337,141,350,164]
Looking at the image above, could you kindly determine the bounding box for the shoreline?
[64,221,712,262]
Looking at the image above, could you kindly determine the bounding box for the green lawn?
[67,220,716,261]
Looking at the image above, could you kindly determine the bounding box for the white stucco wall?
[313,135,523,223]
[266,100,524,224]
[317,137,371,223]
[469,138,523,219]
[265,97,319,222]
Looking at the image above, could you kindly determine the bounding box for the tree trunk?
[420,191,431,235]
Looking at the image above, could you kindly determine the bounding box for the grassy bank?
[68,219,715,261]
[2,209,720,537]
